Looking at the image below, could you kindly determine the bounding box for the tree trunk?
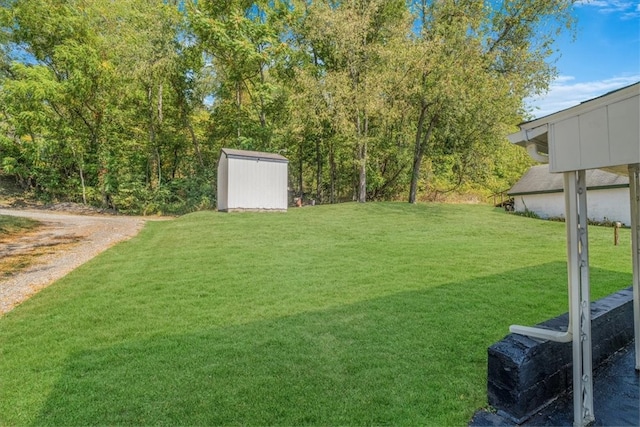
[147,86,157,187]
[171,145,179,179]
[236,80,242,142]
[356,112,367,203]
[157,84,163,185]
[329,142,336,204]
[72,146,87,205]
[409,103,437,204]
[358,141,366,202]
[409,141,424,204]
[258,64,267,131]
[79,164,87,205]
[187,122,205,171]
[157,83,163,124]
[298,142,304,198]
[316,137,323,203]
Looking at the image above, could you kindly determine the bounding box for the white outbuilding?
[508,164,630,225]
[217,148,289,212]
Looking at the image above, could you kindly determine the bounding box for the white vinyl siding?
[549,91,640,173]
[514,187,630,225]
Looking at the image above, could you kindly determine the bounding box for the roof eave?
[507,82,640,167]
[508,124,549,163]
[517,82,640,129]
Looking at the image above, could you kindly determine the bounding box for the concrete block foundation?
[487,287,634,424]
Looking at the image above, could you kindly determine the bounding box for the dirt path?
[0,209,148,315]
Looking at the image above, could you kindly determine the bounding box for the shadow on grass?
[33,263,631,426]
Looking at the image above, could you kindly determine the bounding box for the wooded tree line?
[0,0,575,213]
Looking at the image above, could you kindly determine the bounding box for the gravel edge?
[0,209,146,316]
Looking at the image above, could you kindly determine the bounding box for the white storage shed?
[217,148,289,212]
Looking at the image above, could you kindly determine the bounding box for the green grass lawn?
[0,203,632,425]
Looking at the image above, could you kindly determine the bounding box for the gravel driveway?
[0,209,147,315]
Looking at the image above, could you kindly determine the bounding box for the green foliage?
[0,0,574,209]
[403,0,574,203]
[0,203,632,425]
[0,0,214,212]
[114,175,215,215]
[514,208,541,219]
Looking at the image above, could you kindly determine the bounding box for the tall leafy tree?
[0,0,211,212]
[189,1,290,151]
[405,0,575,203]
[1,0,114,202]
[290,0,410,202]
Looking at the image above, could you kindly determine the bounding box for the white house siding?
[585,187,630,225]
[549,91,640,173]
[513,193,564,219]
[514,187,630,225]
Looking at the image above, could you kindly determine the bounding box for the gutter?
[509,184,630,197]
[508,124,549,164]
[525,142,549,164]
[523,125,549,164]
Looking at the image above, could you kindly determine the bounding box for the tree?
[0,0,112,202]
[289,0,410,202]
[0,0,214,212]
[188,1,290,151]
[405,0,575,203]
[0,0,576,212]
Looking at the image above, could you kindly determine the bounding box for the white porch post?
[564,170,595,426]
[629,163,640,371]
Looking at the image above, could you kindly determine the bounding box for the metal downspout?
[629,163,640,371]
[509,322,572,343]
[522,126,550,164]
[525,142,550,164]
[566,170,594,427]
[509,127,569,342]
[509,171,595,426]
[509,126,595,426]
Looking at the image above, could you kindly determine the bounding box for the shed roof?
[508,164,629,195]
[221,148,288,163]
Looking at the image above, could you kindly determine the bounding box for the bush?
[112,177,215,215]
[512,209,540,219]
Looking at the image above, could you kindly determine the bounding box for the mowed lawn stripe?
[0,203,632,425]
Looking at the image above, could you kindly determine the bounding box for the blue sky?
[527,0,640,118]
